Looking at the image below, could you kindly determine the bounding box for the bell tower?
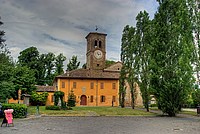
[85,32,107,70]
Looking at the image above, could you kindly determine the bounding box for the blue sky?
[0,0,158,65]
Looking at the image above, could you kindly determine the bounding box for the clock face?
[94,50,103,59]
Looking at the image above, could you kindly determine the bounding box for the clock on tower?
[85,32,107,70]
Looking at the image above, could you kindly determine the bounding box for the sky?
[0,0,158,65]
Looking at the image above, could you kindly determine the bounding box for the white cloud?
[0,0,158,65]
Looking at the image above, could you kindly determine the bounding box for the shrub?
[2,103,27,118]
[54,91,64,106]
[45,105,60,110]
[150,103,157,107]
[67,90,76,107]
[30,91,49,106]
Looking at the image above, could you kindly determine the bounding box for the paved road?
[0,116,200,134]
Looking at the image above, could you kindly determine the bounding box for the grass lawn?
[27,106,157,116]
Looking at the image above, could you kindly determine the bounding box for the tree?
[30,91,48,106]
[0,17,9,55]
[67,55,80,71]
[36,54,46,85]
[192,89,200,107]
[12,65,36,99]
[119,66,126,108]
[18,46,39,69]
[55,53,66,75]
[67,90,76,107]
[0,17,15,103]
[151,0,195,116]
[189,0,200,84]
[121,25,137,109]
[18,46,40,84]
[44,52,55,85]
[135,11,152,112]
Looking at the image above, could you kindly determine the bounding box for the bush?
[45,105,60,110]
[150,103,157,107]
[67,90,76,107]
[30,91,48,106]
[54,91,64,106]
[2,103,27,118]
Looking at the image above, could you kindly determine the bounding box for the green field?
[27,106,157,116]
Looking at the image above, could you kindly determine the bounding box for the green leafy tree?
[135,11,152,112]
[36,54,46,85]
[151,0,195,116]
[18,46,39,69]
[18,46,40,84]
[119,66,126,108]
[190,0,200,85]
[55,53,66,75]
[12,65,36,99]
[44,52,55,85]
[192,89,200,107]
[121,25,137,109]
[67,55,80,71]
[0,17,15,103]
[30,91,48,106]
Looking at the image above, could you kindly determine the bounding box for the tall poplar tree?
[190,0,200,84]
[152,0,194,116]
[135,11,152,112]
[121,25,137,109]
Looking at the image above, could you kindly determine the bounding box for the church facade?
[54,32,143,107]
[54,32,122,106]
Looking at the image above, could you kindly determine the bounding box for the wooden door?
[80,95,87,105]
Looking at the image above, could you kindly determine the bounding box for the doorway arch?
[80,95,87,105]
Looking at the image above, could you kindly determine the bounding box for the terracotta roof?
[36,85,55,92]
[56,69,120,79]
[85,32,107,39]
[104,61,122,71]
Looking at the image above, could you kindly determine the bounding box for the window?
[94,40,98,48]
[112,83,116,89]
[73,82,76,89]
[99,41,102,48]
[100,95,105,102]
[112,96,116,102]
[51,95,55,102]
[90,82,94,89]
[100,83,104,89]
[62,82,65,88]
[90,95,94,102]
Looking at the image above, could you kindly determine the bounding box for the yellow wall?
[8,99,23,104]
[9,92,55,106]
[58,78,119,106]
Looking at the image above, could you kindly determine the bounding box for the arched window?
[94,40,98,48]
[99,41,102,48]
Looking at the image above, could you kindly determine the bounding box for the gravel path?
[0,116,200,134]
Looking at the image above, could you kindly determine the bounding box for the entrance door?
[80,95,87,105]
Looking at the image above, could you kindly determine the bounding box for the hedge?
[46,105,60,110]
[1,103,28,118]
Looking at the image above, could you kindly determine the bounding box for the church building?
[54,32,122,106]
